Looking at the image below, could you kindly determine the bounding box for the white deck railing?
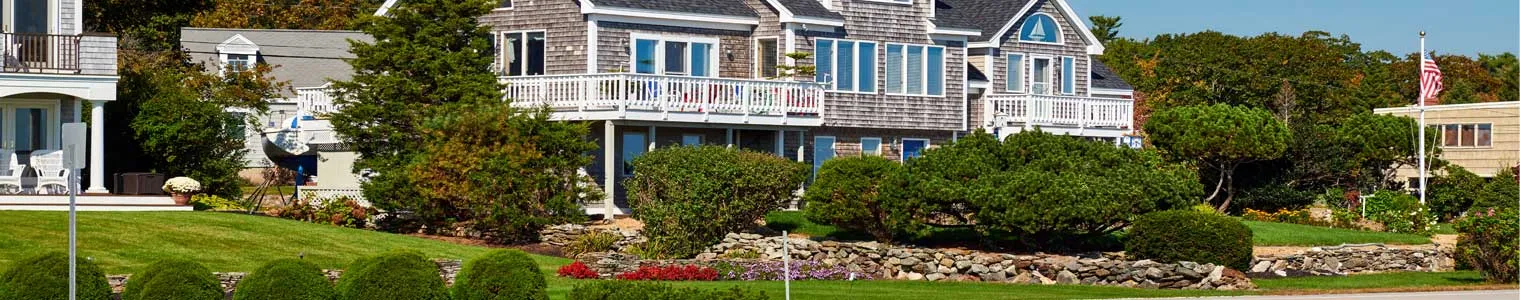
[501,73,825,121]
[296,85,337,115]
[987,93,1134,129]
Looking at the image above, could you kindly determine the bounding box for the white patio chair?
[30,150,71,194]
[0,150,23,194]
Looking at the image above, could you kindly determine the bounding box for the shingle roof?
[933,0,1030,42]
[181,28,372,97]
[588,0,759,18]
[967,63,987,81]
[773,0,843,20]
[1090,58,1133,90]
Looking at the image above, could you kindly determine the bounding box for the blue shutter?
[837,41,854,91]
[1061,56,1075,94]
[815,39,833,83]
[927,47,944,96]
[635,39,657,74]
[885,44,903,93]
[1007,54,1024,92]
[906,46,923,94]
[692,43,711,77]
[859,42,876,93]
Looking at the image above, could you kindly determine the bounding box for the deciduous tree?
[1145,104,1291,212]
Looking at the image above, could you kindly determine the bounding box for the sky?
[1067,0,1520,56]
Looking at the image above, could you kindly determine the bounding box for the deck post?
[726,128,734,148]
[602,121,616,219]
[774,130,785,156]
[795,131,804,162]
[85,100,108,194]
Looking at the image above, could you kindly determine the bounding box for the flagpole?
[1417,31,1427,205]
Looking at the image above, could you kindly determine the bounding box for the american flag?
[1419,53,1443,106]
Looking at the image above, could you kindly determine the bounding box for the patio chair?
[30,150,71,194]
[0,150,23,194]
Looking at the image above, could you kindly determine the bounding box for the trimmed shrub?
[233,259,333,300]
[452,250,547,300]
[1430,165,1484,221]
[1472,168,1519,212]
[124,259,221,300]
[0,252,111,300]
[334,251,448,300]
[803,155,910,242]
[1126,210,1253,271]
[625,146,808,258]
[1454,208,1518,283]
[567,281,765,300]
[562,231,619,258]
[1363,191,1436,235]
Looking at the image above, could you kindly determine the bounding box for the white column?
[85,100,108,194]
[725,128,735,148]
[647,126,657,151]
[774,130,785,156]
[602,121,616,219]
[795,131,804,162]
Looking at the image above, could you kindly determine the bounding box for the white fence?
[501,73,825,118]
[296,86,337,115]
[987,94,1134,129]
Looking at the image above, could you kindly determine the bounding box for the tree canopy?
[1145,103,1290,212]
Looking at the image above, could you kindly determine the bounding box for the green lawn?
[1244,221,1432,246]
[1254,270,1490,290]
[1430,223,1458,235]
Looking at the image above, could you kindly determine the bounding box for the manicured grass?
[1430,223,1458,235]
[1254,271,1488,290]
[1245,221,1432,246]
[764,211,871,240]
[628,280,1246,300]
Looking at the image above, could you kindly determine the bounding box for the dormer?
[216,34,260,73]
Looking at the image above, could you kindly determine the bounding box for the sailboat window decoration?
[1019,13,1060,43]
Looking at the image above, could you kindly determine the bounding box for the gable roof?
[587,0,759,18]
[771,0,843,20]
[181,28,373,97]
[1090,58,1132,90]
[933,0,1028,39]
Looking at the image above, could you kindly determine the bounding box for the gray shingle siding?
[992,0,1089,96]
[596,22,754,78]
[60,0,78,34]
[78,35,118,76]
[480,0,589,75]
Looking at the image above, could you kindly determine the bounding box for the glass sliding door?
[11,106,49,152]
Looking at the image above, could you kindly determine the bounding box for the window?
[1019,13,1061,43]
[885,43,945,96]
[501,31,545,76]
[497,0,512,9]
[1061,56,1075,95]
[902,138,929,160]
[1031,57,1051,94]
[682,134,703,146]
[756,38,779,78]
[225,54,251,72]
[813,136,836,179]
[632,35,718,77]
[813,39,877,92]
[861,137,882,156]
[1006,53,1024,92]
[1440,123,1494,148]
[622,132,647,175]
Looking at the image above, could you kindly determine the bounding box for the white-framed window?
[1006,53,1024,92]
[632,34,718,77]
[901,138,929,160]
[1030,56,1053,95]
[1018,12,1062,44]
[215,34,259,74]
[499,30,546,76]
[1440,123,1493,148]
[885,43,946,96]
[496,0,513,9]
[813,38,877,92]
[1061,56,1076,95]
[755,37,779,78]
[225,54,251,72]
[861,137,882,156]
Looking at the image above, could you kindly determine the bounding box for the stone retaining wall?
[539,224,646,251]
[1248,246,1453,277]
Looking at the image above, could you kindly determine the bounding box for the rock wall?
[1248,246,1452,277]
[539,224,646,251]
[106,259,463,295]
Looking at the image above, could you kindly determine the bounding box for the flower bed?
[712,260,864,281]
[613,265,718,281]
[557,261,599,279]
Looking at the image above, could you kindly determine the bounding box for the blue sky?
[1067,0,1520,56]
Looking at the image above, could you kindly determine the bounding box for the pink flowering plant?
[712,260,869,281]
[1454,208,1518,283]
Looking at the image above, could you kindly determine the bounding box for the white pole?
[68,144,78,300]
[1417,31,1428,205]
[783,230,791,300]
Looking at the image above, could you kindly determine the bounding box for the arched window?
[1019,13,1061,43]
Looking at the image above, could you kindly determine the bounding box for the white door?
[1031,58,1052,95]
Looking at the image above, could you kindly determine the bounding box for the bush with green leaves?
[0,252,111,300]
[626,146,808,258]
[1430,165,1485,220]
[906,130,1201,248]
[452,250,547,300]
[567,281,765,300]
[122,259,222,300]
[1233,183,1316,213]
[335,251,449,300]
[1145,103,1291,212]
[1454,208,1518,283]
[1363,190,1436,235]
[233,259,333,300]
[563,231,620,258]
[1472,168,1519,212]
[190,194,245,211]
[803,156,912,242]
[1125,210,1253,271]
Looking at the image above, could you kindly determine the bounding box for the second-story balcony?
[986,93,1135,137]
[0,32,117,76]
[502,73,826,126]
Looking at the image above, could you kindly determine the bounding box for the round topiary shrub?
[123,259,222,300]
[334,251,448,300]
[233,258,333,300]
[1125,210,1253,271]
[625,146,808,258]
[803,155,913,243]
[452,250,546,300]
[0,252,112,300]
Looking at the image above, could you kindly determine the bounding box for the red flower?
[613,264,718,281]
[557,261,599,279]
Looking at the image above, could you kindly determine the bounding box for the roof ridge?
[181,27,365,34]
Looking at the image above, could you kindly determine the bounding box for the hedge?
[803,155,912,242]
[334,251,449,300]
[452,250,547,300]
[0,252,112,300]
[1455,208,1518,283]
[625,146,807,258]
[1125,210,1253,271]
[567,281,765,300]
[233,258,333,300]
[123,259,222,300]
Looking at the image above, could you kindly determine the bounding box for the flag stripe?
[1419,55,1443,106]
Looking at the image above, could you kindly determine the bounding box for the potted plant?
[162,177,202,206]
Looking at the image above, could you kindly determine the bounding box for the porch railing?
[296,86,337,114]
[0,32,81,74]
[501,73,825,119]
[987,93,1134,129]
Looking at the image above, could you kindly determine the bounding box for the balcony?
[502,73,826,126]
[0,32,117,76]
[986,93,1135,137]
